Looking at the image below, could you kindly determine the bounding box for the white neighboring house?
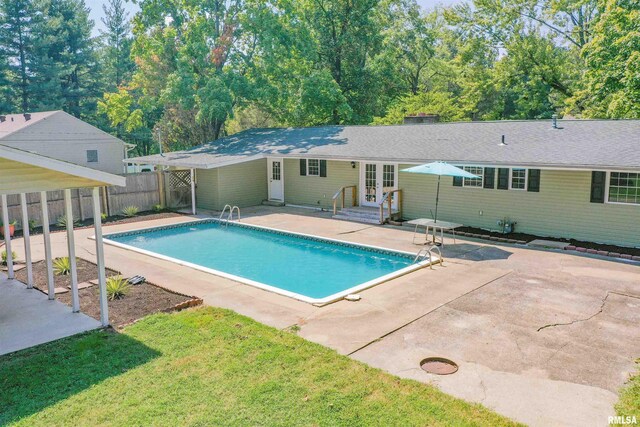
[0,111,132,175]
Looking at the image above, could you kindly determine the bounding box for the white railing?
[378,189,403,224]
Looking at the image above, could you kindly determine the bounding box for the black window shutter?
[497,168,509,190]
[590,171,606,203]
[527,169,541,192]
[483,168,495,189]
[453,176,462,186]
[299,159,306,176]
[319,160,327,177]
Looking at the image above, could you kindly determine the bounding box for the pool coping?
[100,218,436,306]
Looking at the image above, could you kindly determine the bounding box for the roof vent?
[0,115,5,123]
[552,114,558,129]
[499,134,507,146]
[23,113,31,121]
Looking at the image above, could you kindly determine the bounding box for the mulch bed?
[15,258,119,290]
[13,257,201,328]
[455,225,640,257]
[11,210,186,239]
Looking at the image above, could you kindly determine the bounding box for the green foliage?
[53,257,72,276]
[1,250,17,265]
[55,215,79,228]
[101,213,107,221]
[106,275,131,300]
[616,359,640,418]
[152,204,163,213]
[0,308,517,426]
[121,205,139,217]
[28,219,37,232]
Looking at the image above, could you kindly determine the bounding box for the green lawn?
[617,360,640,418]
[1,307,519,426]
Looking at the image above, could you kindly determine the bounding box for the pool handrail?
[219,205,232,221]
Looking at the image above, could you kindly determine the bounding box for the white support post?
[1,194,14,279]
[64,189,80,312]
[20,193,33,288]
[190,168,196,215]
[40,191,55,299]
[92,187,109,326]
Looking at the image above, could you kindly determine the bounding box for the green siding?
[217,159,268,208]
[284,159,359,209]
[399,165,640,247]
[195,169,219,210]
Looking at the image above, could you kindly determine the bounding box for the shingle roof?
[128,119,640,170]
[0,111,58,140]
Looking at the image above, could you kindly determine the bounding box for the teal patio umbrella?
[401,161,480,223]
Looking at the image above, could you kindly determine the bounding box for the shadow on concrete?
[0,330,160,425]
[443,244,513,261]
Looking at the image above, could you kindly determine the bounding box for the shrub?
[56,215,79,228]
[1,250,17,265]
[106,276,131,300]
[28,219,37,232]
[101,213,107,221]
[121,206,139,217]
[152,204,163,212]
[53,257,72,275]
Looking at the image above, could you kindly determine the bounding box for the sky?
[86,0,462,36]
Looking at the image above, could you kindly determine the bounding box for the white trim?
[125,151,640,173]
[359,162,399,208]
[1,194,14,279]
[19,193,33,288]
[509,168,528,190]
[64,189,80,313]
[92,187,109,326]
[102,219,435,306]
[304,158,321,177]
[267,157,285,201]
[604,171,640,206]
[40,191,55,299]
[0,144,126,187]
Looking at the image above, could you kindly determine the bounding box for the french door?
[360,162,398,208]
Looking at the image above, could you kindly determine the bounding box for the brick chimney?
[403,113,440,125]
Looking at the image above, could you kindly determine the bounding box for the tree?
[574,0,640,118]
[31,0,101,118]
[0,0,37,112]
[100,0,134,88]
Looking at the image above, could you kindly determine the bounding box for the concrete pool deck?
[5,205,640,426]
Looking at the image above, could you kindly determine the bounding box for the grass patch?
[0,307,519,426]
[617,360,640,418]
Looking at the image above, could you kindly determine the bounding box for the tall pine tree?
[100,0,134,89]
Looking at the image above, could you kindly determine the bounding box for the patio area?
[5,205,640,426]
[0,277,101,356]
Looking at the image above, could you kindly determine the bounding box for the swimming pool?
[104,220,430,304]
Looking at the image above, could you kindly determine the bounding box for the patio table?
[407,219,463,246]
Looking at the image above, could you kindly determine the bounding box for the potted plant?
[0,219,17,238]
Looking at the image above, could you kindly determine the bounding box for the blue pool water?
[106,221,415,300]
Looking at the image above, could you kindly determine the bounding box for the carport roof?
[127,119,640,171]
[0,144,126,194]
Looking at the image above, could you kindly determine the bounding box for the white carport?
[1,145,126,350]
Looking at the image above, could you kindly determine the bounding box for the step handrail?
[378,189,402,224]
[219,204,232,221]
[228,206,241,222]
[414,245,443,269]
[332,185,358,215]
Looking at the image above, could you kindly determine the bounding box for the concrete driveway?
[6,206,640,426]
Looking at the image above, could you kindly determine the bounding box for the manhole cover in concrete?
[420,357,458,375]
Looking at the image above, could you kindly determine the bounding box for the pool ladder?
[219,204,241,226]
[414,245,443,269]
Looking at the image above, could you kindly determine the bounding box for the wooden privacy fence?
[0,172,163,229]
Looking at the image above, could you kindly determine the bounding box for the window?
[271,161,281,180]
[510,168,526,190]
[608,172,640,204]
[463,166,483,187]
[86,150,98,163]
[307,159,320,176]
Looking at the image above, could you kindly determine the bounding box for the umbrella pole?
[434,175,440,223]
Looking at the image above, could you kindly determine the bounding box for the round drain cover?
[420,357,458,375]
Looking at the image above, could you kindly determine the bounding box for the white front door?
[268,158,284,201]
[360,162,398,208]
